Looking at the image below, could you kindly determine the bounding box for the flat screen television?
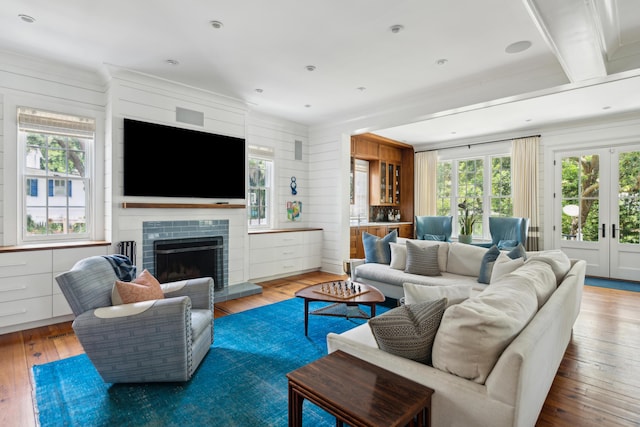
[123,118,246,199]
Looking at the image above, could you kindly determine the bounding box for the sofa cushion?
[446,243,488,277]
[507,243,527,260]
[526,249,571,284]
[432,278,538,384]
[403,283,472,307]
[497,239,519,250]
[490,252,525,283]
[355,262,481,289]
[389,242,407,270]
[507,259,558,308]
[368,298,446,364]
[363,229,397,264]
[478,245,500,284]
[422,233,447,241]
[404,241,441,276]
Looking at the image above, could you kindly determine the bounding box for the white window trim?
[248,145,275,230]
[3,94,105,246]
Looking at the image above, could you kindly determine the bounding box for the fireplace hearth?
[154,236,223,290]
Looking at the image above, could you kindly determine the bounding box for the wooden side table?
[286,350,433,427]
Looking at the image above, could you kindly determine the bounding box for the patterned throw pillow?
[404,240,441,276]
[362,229,397,264]
[112,269,165,305]
[368,298,447,365]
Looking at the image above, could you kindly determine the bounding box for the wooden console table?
[286,350,433,427]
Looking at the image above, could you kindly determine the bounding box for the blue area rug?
[585,276,640,292]
[32,298,390,427]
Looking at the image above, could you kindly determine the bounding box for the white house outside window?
[248,145,274,228]
[18,107,94,241]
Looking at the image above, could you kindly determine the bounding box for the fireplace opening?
[154,236,224,290]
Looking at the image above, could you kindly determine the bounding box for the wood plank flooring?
[1,270,638,427]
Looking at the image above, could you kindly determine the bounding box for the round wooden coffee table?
[294,280,385,336]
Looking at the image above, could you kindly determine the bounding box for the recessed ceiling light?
[390,24,404,34]
[356,87,366,91]
[18,14,36,23]
[436,58,448,65]
[304,104,311,108]
[165,59,179,66]
[305,65,316,72]
[255,88,264,93]
[602,105,611,110]
[505,40,532,54]
[525,118,532,122]
[209,20,223,29]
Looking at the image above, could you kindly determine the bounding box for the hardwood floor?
[1,271,639,426]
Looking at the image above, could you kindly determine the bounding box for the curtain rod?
[415,134,540,153]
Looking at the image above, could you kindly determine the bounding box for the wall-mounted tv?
[123,118,246,199]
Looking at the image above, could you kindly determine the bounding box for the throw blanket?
[102,254,137,282]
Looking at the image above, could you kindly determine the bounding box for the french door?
[554,145,640,281]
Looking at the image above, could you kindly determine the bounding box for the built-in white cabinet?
[0,244,108,333]
[249,229,322,281]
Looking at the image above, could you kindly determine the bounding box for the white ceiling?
[2,0,640,146]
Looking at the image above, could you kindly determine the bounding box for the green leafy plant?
[458,199,482,236]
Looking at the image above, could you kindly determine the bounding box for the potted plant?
[458,199,482,243]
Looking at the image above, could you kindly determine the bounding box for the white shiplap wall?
[108,67,311,285]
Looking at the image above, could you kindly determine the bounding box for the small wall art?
[287,201,302,221]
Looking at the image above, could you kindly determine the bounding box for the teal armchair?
[414,216,453,241]
[474,217,529,249]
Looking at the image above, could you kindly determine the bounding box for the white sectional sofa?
[332,238,586,427]
[352,238,498,299]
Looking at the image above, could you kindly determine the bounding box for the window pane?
[19,108,92,240]
[618,151,640,244]
[561,154,600,242]
[436,161,451,216]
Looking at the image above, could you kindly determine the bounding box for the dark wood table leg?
[304,298,309,336]
[370,302,376,318]
[288,383,304,427]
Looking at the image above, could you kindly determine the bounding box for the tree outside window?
[436,153,512,240]
[19,108,93,240]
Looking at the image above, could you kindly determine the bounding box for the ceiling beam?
[523,0,608,82]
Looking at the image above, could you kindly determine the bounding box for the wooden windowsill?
[0,240,111,253]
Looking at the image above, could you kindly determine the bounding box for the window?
[19,107,94,240]
[248,145,274,228]
[350,159,369,222]
[436,149,512,239]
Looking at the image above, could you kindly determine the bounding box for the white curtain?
[512,136,540,250]
[415,150,438,216]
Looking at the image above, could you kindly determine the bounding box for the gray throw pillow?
[507,243,527,260]
[368,298,447,365]
[404,240,441,276]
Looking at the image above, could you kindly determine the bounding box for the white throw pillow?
[389,242,407,270]
[403,282,472,308]
[490,252,524,283]
[446,243,488,277]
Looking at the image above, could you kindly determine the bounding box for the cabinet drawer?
[0,273,51,303]
[0,296,53,328]
[0,251,52,278]
[250,232,303,249]
[52,293,73,317]
[53,246,108,272]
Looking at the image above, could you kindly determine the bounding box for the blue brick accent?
[142,220,229,287]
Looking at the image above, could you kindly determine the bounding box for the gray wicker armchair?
[55,256,214,383]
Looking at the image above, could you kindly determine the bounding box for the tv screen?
[123,118,246,199]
